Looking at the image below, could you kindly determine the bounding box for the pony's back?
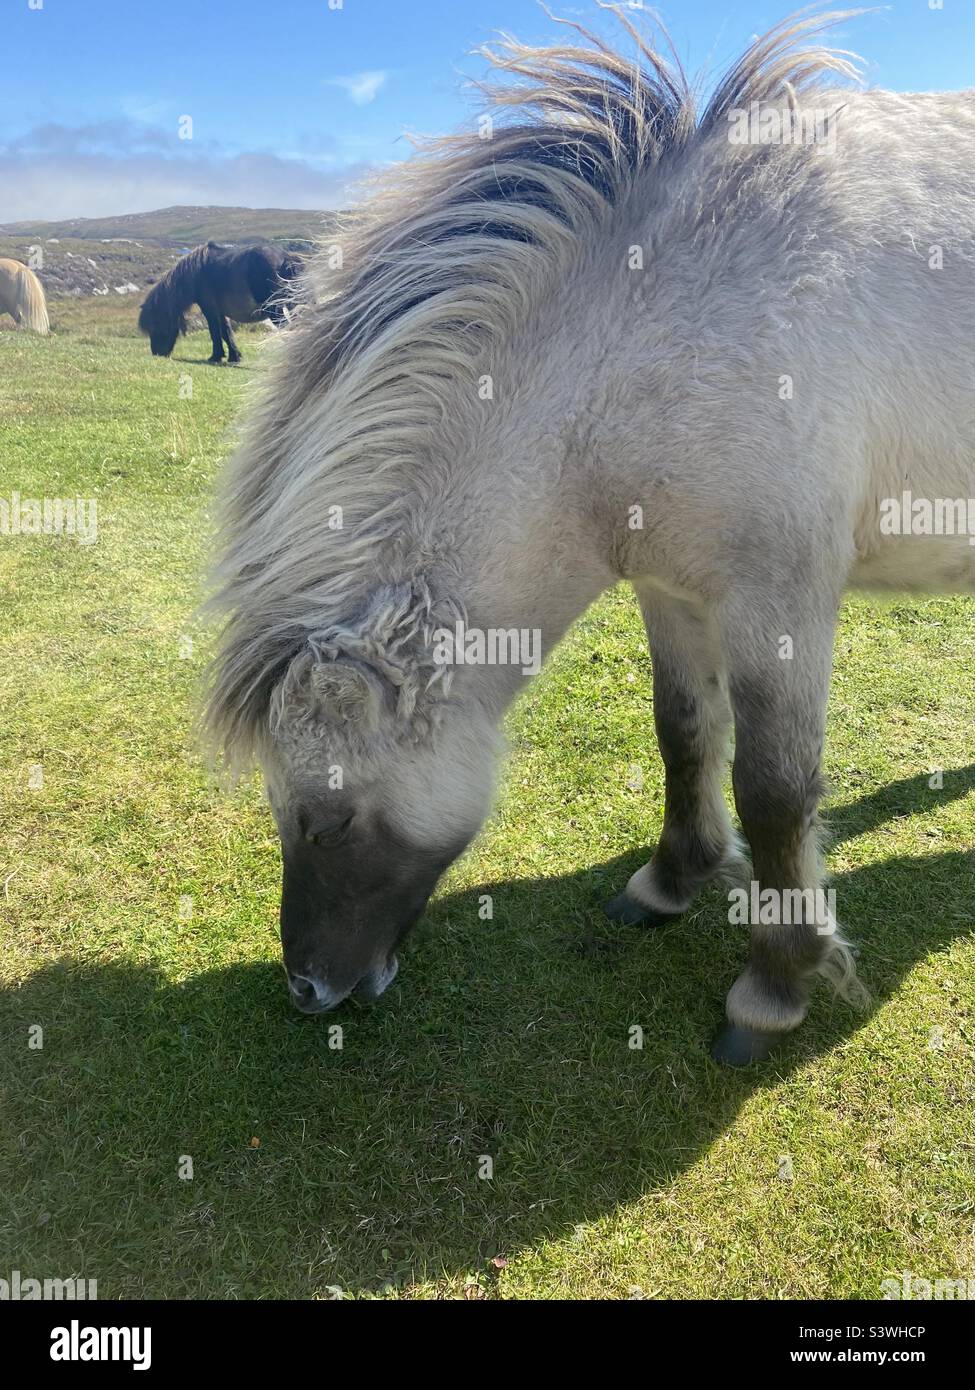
[0,258,50,335]
[630,85,975,561]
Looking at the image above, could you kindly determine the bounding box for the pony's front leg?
[607,588,738,926]
[222,318,242,364]
[200,305,225,364]
[713,591,860,1065]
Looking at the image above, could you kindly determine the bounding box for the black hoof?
[604,892,682,927]
[711,1024,781,1067]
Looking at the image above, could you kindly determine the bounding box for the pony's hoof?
[604,892,681,927]
[711,1024,781,1067]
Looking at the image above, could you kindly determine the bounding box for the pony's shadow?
[170,356,252,369]
[2,768,972,1297]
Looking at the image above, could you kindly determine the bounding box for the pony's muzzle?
[288,972,348,1013]
[287,954,398,1014]
[354,952,399,1001]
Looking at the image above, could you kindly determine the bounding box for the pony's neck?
[423,449,616,722]
[170,273,196,312]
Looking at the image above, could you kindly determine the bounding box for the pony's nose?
[287,972,348,1013]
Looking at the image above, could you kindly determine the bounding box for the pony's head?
[255,581,500,1011]
[138,278,186,356]
[278,252,304,284]
[265,252,304,326]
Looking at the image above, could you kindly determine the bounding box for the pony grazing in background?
[206,8,975,1065]
[0,259,50,335]
[138,242,303,364]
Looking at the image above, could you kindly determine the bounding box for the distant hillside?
[0,205,339,297]
[0,204,338,247]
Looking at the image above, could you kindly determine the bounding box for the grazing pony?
[138,242,302,363]
[0,258,50,334]
[205,9,975,1064]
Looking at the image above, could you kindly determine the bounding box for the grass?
[1,298,973,1300]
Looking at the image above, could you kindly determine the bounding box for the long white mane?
[204,6,863,770]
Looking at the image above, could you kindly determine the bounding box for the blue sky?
[1,1,972,221]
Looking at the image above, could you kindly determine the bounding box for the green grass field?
[1,299,973,1300]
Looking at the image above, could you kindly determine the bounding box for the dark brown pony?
[138,242,302,364]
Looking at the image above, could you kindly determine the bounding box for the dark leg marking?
[223,317,242,363]
[607,592,736,927]
[201,303,225,363]
[713,597,856,1065]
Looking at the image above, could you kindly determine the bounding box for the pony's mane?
[204,6,864,771]
[138,242,215,336]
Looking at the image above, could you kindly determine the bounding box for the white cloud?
[0,150,372,224]
[326,70,388,106]
[119,97,171,126]
[0,121,376,221]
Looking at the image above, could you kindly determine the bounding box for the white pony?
[0,258,50,334]
[206,8,975,1064]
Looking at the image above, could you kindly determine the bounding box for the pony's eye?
[307,814,354,848]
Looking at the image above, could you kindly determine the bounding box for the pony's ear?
[307,657,385,729]
[269,577,463,741]
[318,578,463,722]
[271,650,386,735]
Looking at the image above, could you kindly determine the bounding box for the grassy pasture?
[0,299,973,1299]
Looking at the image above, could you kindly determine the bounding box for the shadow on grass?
[165,355,255,369]
[1,768,973,1297]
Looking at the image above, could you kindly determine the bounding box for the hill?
[0,204,337,247]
